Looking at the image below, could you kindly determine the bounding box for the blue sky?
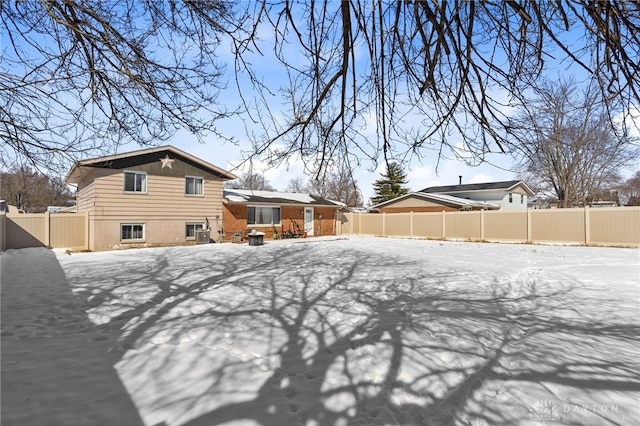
[115,4,639,204]
[113,9,529,204]
[6,3,636,204]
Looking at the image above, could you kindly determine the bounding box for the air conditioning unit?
[196,230,211,244]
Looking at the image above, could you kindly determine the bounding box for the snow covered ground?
[1,236,639,426]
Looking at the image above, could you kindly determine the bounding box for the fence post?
[480,209,485,241]
[84,212,90,250]
[44,211,51,248]
[584,206,590,246]
[410,211,414,237]
[442,210,446,240]
[527,208,532,243]
[0,214,5,251]
[382,212,386,236]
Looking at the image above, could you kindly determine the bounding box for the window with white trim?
[120,224,144,241]
[185,223,205,239]
[185,176,204,195]
[124,171,147,193]
[247,206,281,225]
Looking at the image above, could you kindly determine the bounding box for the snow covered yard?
[1,236,639,426]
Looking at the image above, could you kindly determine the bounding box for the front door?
[304,207,314,236]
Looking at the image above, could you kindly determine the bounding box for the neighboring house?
[65,146,236,251]
[585,191,620,207]
[527,195,550,209]
[223,189,344,239]
[371,180,534,213]
[420,180,534,211]
[371,192,499,213]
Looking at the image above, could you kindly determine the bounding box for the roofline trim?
[65,145,237,183]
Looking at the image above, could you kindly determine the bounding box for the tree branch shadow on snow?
[0,247,145,426]
[65,242,640,426]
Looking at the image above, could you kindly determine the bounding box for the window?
[521,194,524,204]
[124,171,147,193]
[185,176,204,195]
[247,206,281,225]
[185,223,204,239]
[509,193,513,203]
[121,224,144,241]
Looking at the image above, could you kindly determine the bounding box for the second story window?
[124,171,147,193]
[185,176,204,195]
[509,193,513,203]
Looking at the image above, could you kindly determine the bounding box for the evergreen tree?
[370,162,409,205]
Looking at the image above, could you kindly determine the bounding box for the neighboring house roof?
[65,145,236,183]
[420,180,534,195]
[370,192,500,210]
[224,189,345,207]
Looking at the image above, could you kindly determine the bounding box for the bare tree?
[229,1,640,174]
[618,171,640,206]
[225,172,276,191]
[285,177,308,193]
[284,164,363,206]
[310,165,364,207]
[3,1,639,178]
[0,166,74,212]
[1,1,236,173]
[512,79,638,208]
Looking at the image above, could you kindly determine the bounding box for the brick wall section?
[222,203,339,240]
[222,203,249,236]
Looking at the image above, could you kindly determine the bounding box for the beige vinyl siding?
[90,171,223,219]
[75,180,95,213]
[79,170,224,251]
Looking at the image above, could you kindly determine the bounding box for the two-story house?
[371,180,533,213]
[419,180,534,211]
[65,146,236,251]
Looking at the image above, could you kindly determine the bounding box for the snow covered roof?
[370,191,500,210]
[224,189,345,207]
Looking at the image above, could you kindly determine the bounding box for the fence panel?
[385,213,411,236]
[445,211,481,241]
[50,214,88,249]
[484,210,528,242]
[339,207,639,247]
[588,207,640,246]
[5,214,47,249]
[412,213,444,239]
[359,213,384,235]
[530,209,585,244]
[336,212,356,235]
[3,213,88,250]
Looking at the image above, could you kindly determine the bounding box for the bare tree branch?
[229,1,639,174]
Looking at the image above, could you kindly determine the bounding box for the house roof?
[224,189,345,207]
[65,145,236,183]
[419,180,534,195]
[370,192,500,210]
